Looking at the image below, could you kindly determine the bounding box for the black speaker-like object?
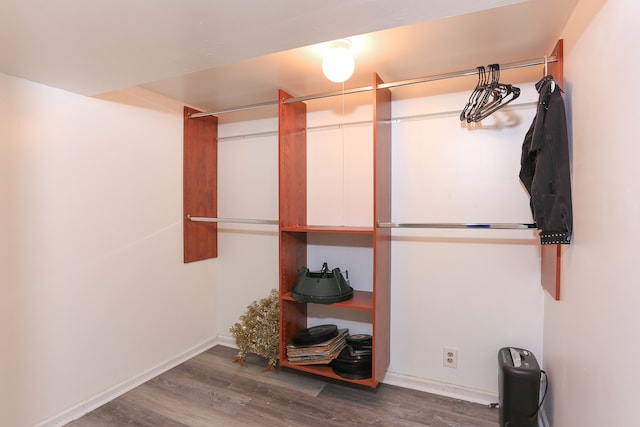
[498,347,541,427]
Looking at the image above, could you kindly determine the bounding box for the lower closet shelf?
[280,360,376,387]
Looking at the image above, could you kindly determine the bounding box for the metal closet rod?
[189,56,557,118]
[217,101,537,142]
[186,216,536,230]
[187,215,278,225]
[378,222,537,230]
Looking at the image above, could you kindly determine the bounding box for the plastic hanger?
[462,63,521,122]
[471,64,502,119]
[460,66,486,121]
[472,84,521,122]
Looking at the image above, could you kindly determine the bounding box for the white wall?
[543,1,640,426]
[388,90,543,399]
[216,86,545,402]
[215,118,280,342]
[0,75,217,427]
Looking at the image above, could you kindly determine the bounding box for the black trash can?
[498,347,541,427]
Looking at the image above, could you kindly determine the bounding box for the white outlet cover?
[443,346,458,368]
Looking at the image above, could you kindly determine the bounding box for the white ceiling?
[1,0,578,117]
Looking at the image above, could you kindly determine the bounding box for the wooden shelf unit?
[277,73,392,387]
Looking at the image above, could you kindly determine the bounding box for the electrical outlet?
[443,346,458,368]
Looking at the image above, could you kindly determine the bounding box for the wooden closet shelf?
[279,361,376,387]
[281,290,374,311]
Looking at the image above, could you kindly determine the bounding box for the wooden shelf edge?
[279,361,377,387]
[281,290,374,311]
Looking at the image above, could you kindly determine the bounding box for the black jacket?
[519,75,573,244]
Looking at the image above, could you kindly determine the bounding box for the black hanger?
[461,63,521,123]
[467,64,499,121]
[460,66,486,121]
[472,83,521,122]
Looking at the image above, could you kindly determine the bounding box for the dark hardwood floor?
[66,345,499,426]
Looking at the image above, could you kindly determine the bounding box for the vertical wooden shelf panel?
[278,90,307,229]
[541,244,562,300]
[183,106,218,263]
[373,73,392,384]
[548,39,563,91]
[278,90,308,363]
[541,39,564,300]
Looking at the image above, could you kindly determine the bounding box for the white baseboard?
[216,334,237,348]
[382,370,499,406]
[36,337,219,427]
[538,406,551,427]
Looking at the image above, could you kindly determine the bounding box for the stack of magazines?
[286,326,348,365]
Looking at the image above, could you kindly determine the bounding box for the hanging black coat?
[519,75,573,244]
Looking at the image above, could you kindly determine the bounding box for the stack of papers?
[286,329,349,365]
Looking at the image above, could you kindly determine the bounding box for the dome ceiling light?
[322,39,355,83]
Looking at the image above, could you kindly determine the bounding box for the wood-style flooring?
[66,345,499,426]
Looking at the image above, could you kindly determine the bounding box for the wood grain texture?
[278,90,307,229]
[183,106,218,263]
[541,243,562,300]
[277,90,309,372]
[373,73,392,386]
[66,345,499,426]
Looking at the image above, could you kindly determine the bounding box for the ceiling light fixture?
[322,39,355,83]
